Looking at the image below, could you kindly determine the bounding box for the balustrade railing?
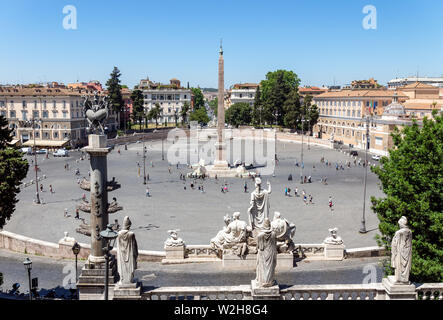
[143,286,248,300]
[280,284,385,300]
[415,283,443,300]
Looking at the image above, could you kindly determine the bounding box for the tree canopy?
[190,106,210,125]
[130,89,144,127]
[191,88,205,109]
[371,111,443,282]
[225,103,253,127]
[0,115,29,229]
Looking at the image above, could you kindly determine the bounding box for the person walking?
[329,196,333,212]
[309,194,313,204]
[49,184,54,194]
[244,182,248,193]
[284,187,288,196]
[64,208,68,218]
[294,187,298,197]
[40,184,43,192]
[146,187,150,197]
[75,208,80,219]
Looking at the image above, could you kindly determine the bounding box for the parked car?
[20,147,34,155]
[53,149,69,157]
[35,149,48,154]
[350,150,358,156]
[372,154,381,161]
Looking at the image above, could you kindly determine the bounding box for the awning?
[7,139,21,146]
[22,140,70,147]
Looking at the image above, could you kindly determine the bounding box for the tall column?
[84,134,109,266]
[214,43,228,168]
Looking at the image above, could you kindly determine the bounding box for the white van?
[53,149,69,157]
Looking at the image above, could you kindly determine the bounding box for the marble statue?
[165,229,184,247]
[83,92,109,134]
[248,178,272,232]
[323,227,344,245]
[391,216,412,284]
[255,218,277,287]
[210,212,251,256]
[271,212,296,252]
[116,216,138,285]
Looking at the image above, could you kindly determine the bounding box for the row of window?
[8,110,81,120]
[22,131,70,139]
[321,109,361,117]
[0,100,81,109]
[146,94,188,101]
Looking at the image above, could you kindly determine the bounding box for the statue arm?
[267,181,272,194]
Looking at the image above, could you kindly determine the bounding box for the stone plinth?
[251,280,280,300]
[382,276,416,300]
[324,244,345,260]
[162,245,185,263]
[113,281,142,300]
[223,253,293,270]
[77,257,117,300]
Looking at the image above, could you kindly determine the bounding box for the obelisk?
[214,42,229,169]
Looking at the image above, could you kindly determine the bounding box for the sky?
[0,0,442,89]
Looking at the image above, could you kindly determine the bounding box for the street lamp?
[359,115,371,234]
[26,118,42,204]
[300,116,306,184]
[23,258,32,301]
[71,242,81,285]
[142,138,147,185]
[161,137,165,161]
[99,224,118,301]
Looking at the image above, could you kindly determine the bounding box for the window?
[54,132,58,138]
[43,111,48,118]
[184,95,187,99]
[43,100,47,109]
[35,131,39,138]
[357,110,361,117]
[34,101,37,109]
[10,101,14,107]
[0,110,6,117]
[175,94,180,100]
[63,111,67,118]
[0,101,4,107]
[53,101,56,108]
[22,101,27,108]
[33,111,39,118]
[375,137,383,146]
[21,110,27,120]
[63,101,66,109]
[10,110,16,118]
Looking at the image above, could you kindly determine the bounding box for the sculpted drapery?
[117,216,138,285]
[255,219,277,287]
[391,216,412,283]
[248,178,271,231]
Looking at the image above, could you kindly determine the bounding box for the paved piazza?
[5,138,383,251]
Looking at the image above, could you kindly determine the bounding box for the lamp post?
[359,115,371,234]
[71,242,80,285]
[300,116,305,184]
[26,118,41,204]
[23,258,32,301]
[161,137,165,161]
[99,224,118,301]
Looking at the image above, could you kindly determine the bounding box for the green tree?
[260,70,300,126]
[209,97,218,117]
[147,103,162,128]
[371,111,443,282]
[301,95,319,133]
[225,103,252,128]
[0,115,29,229]
[191,87,205,109]
[252,86,263,126]
[283,87,301,129]
[106,67,125,128]
[181,101,190,125]
[190,107,210,125]
[130,89,144,129]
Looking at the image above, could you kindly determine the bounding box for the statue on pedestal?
[210,212,251,257]
[165,229,184,247]
[83,92,109,134]
[271,212,296,253]
[391,216,412,284]
[255,218,277,287]
[117,216,138,285]
[323,227,343,245]
[248,178,272,233]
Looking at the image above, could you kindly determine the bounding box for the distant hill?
[201,88,217,92]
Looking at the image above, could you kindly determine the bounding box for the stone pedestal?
[162,245,186,263]
[77,256,117,300]
[382,276,416,300]
[324,244,345,260]
[113,281,142,300]
[251,280,280,300]
[223,252,293,270]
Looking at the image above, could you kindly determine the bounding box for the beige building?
[313,83,442,156]
[0,86,118,148]
[227,83,259,107]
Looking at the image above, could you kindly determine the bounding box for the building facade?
[388,77,443,89]
[0,86,118,148]
[228,83,259,107]
[138,78,191,124]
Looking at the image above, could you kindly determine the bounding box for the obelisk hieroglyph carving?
[214,41,229,168]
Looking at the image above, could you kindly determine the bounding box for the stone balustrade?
[185,245,219,258]
[415,283,443,300]
[141,282,443,300]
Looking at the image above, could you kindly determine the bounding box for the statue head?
[263,218,271,230]
[273,212,281,220]
[328,227,338,239]
[167,229,180,240]
[232,212,240,220]
[255,177,262,188]
[122,216,132,230]
[398,216,408,229]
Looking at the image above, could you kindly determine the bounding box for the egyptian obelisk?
[214,41,229,169]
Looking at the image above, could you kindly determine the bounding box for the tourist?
[64,208,68,218]
[49,185,54,194]
[329,196,333,211]
[75,208,80,219]
[287,187,291,195]
[288,174,292,181]
[308,176,312,183]
[303,193,307,204]
[284,187,288,196]
[244,182,248,193]
[309,194,313,204]
[146,187,150,197]
[294,187,298,197]
[201,185,204,193]
[40,184,43,192]
[82,193,86,201]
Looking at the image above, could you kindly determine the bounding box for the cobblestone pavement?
[5,139,383,251]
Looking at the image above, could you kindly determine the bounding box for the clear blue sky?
[0,0,442,89]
